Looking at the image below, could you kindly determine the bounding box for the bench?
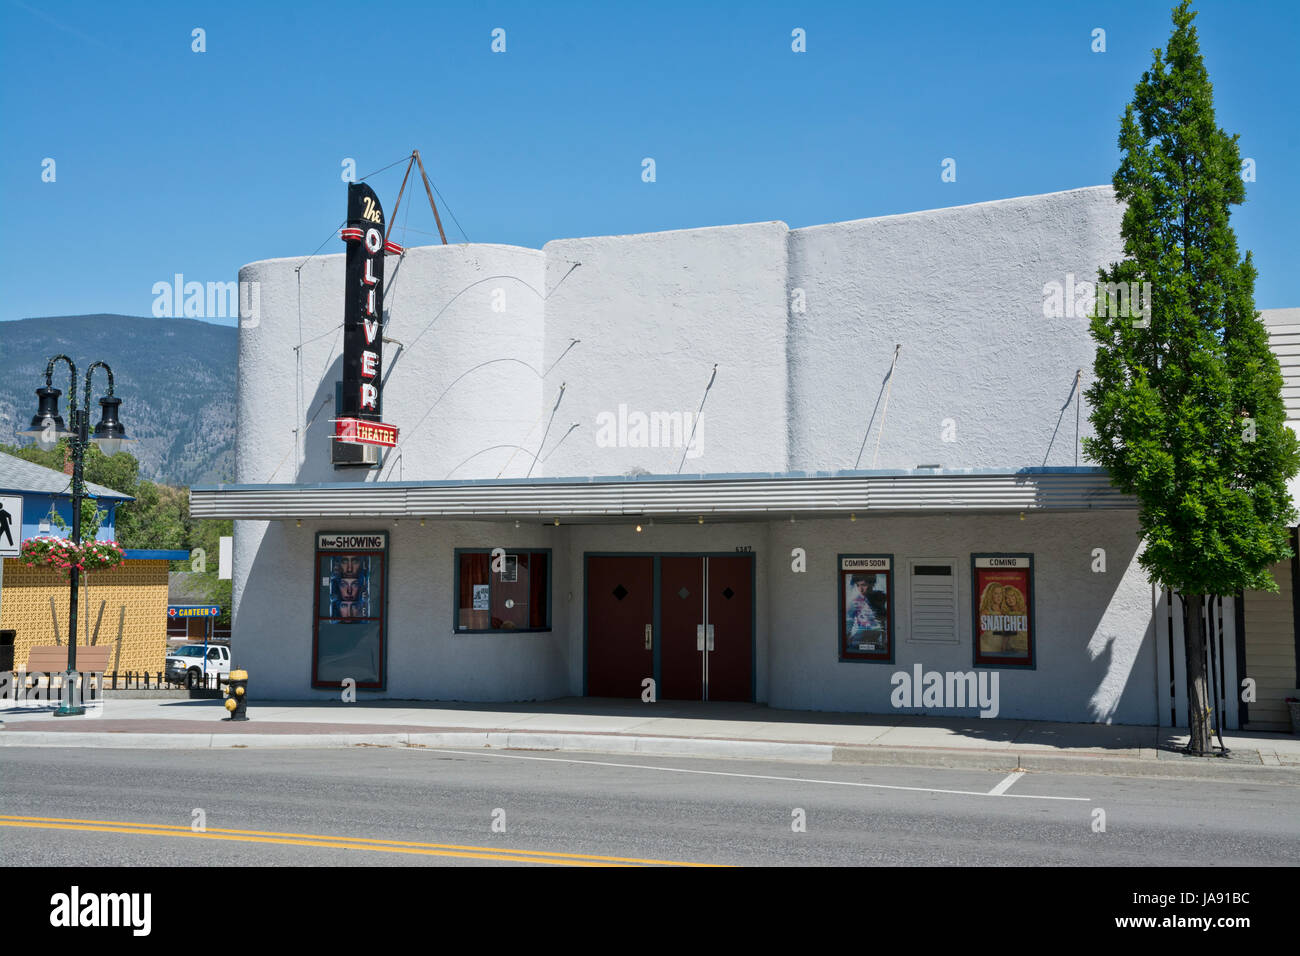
[22,645,114,674]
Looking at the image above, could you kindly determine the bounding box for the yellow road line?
[0,814,714,867]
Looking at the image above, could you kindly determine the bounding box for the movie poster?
[973,555,1034,666]
[313,532,388,688]
[324,554,375,619]
[839,555,892,661]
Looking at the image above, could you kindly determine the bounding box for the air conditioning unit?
[332,380,381,469]
[332,438,379,468]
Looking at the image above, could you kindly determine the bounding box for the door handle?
[706,624,715,651]
[696,624,705,651]
[644,624,653,650]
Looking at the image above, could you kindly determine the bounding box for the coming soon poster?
[838,554,893,661]
[972,555,1034,667]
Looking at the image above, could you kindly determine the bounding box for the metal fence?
[1159,589,1237,738]
[5,670,223,692]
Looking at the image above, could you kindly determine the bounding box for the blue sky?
[1,0,1296,322]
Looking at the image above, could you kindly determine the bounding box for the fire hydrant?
[221,670,249,722]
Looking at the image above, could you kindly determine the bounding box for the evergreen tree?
[1084,1,1298,753]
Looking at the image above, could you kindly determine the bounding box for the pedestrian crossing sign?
[0,496,22,558]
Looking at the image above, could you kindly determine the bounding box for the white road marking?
[988,770,1026,796]
[399,747,1089,801]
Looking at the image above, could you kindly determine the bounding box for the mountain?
[0,315,236,486]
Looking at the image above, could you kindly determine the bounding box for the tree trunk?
[1184,593,1213,755]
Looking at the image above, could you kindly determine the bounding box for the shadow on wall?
[297,355,346,484]
[1082,535,1149,723]
[1041,371,1084,468]
[235,521,311,695]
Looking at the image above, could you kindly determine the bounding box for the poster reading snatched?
[973,554,1034,667]
[839,555,892,661]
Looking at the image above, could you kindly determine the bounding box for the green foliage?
[1,438,233,619]
[202,575,233,626]
[50,499,108,541]
[0,439,183,550]
[1083,1,1299,596]
[182,514,234,624]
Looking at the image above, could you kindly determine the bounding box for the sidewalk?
[2,696,1298,783]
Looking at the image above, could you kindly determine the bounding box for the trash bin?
[0,630,14,673]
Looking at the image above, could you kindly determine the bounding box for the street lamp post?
[19,355,131,717]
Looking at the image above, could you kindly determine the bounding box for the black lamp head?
[20,386,68,450]
[92,395,131,455]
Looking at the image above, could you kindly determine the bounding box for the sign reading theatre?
[334,182,402,464]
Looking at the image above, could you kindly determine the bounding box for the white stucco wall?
[235,186,1123,485]
[231,510,1159,726]
[236,242,546,486]
[227,185,1170,721]
[232,518,571,702]
[541,222,790,476]
[765,511,1156,723]
[787,187,1125,471]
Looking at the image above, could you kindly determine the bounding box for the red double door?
[586,554,754,701]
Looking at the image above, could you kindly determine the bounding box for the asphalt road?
[2,746,1298,866]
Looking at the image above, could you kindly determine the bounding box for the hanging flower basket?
[19,536,126,574]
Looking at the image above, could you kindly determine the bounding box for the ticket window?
[455,550,551,633]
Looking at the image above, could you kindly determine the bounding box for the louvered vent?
[1264,309,1300,422]
[909,561,958,643]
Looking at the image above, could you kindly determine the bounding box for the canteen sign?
[334,182,402,461]
[168,605,221,618]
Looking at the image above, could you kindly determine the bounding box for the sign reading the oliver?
[334,182,401,463]
[972,554,1034,667]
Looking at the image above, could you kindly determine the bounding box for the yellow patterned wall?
[0,558,170,674]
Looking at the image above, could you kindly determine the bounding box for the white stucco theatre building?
[193,184,1279,728]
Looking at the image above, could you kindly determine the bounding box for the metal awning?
[190,467,1134,522]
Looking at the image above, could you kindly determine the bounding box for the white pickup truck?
[165,644,231,688]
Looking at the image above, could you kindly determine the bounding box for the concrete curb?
[830,744,1300,783]
[0,730,832,763]
[3,728,1299,782]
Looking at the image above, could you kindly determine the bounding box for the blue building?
[0,450,131,546]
